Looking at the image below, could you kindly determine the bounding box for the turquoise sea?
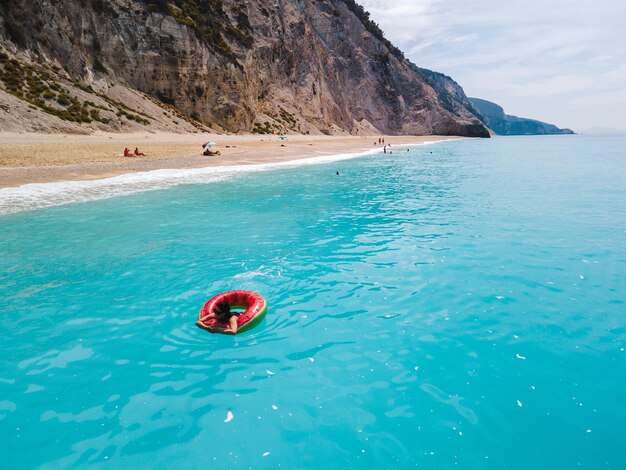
[1,135,625,468]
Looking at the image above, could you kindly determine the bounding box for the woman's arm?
[225,316,238,334]
[199,312,216,323]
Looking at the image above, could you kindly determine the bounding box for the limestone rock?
[0,0,490,137]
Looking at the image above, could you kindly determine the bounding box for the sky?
[358,0,626,132]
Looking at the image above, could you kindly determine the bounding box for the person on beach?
[123,148,133,157]
[203,301,239,334]
[134,148,145,156]
[384,146,387,154]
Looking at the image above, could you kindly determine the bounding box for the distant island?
[469,98,574,136]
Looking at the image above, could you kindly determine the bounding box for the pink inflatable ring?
[197,290,268,334]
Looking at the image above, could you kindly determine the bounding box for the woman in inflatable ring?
[202,301,239,333]
[197,290,267,335]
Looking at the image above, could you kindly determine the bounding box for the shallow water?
[1,135,625,468]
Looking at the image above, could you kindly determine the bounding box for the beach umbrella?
[278,135,287,140]
[202,141,217,148]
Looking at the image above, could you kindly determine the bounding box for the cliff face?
[469,98,574,136]
[0,0,489,137]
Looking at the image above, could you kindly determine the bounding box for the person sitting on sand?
[204,301,239,334]
[203,148,221,156]
[134,148,145,156]
[123,148,133,157]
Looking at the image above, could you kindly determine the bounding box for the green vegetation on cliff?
[144,0,253,62]
[340,0,403,59]
[0,51,152,125]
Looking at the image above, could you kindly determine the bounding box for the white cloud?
[358,0,626,130]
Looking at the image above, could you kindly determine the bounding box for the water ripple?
[1,137,625,467]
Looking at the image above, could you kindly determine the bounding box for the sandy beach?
[0,132,460,188]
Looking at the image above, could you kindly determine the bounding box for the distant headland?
[469,98,574,136]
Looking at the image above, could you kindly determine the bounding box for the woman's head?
[214,301,231,321]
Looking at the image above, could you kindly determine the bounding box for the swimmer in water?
[204,301,239,334]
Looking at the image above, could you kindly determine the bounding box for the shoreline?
[0,133,460,189]
[0,133,462,215]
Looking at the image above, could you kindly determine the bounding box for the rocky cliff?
[0,0,489,137]
[469,97,574,136]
